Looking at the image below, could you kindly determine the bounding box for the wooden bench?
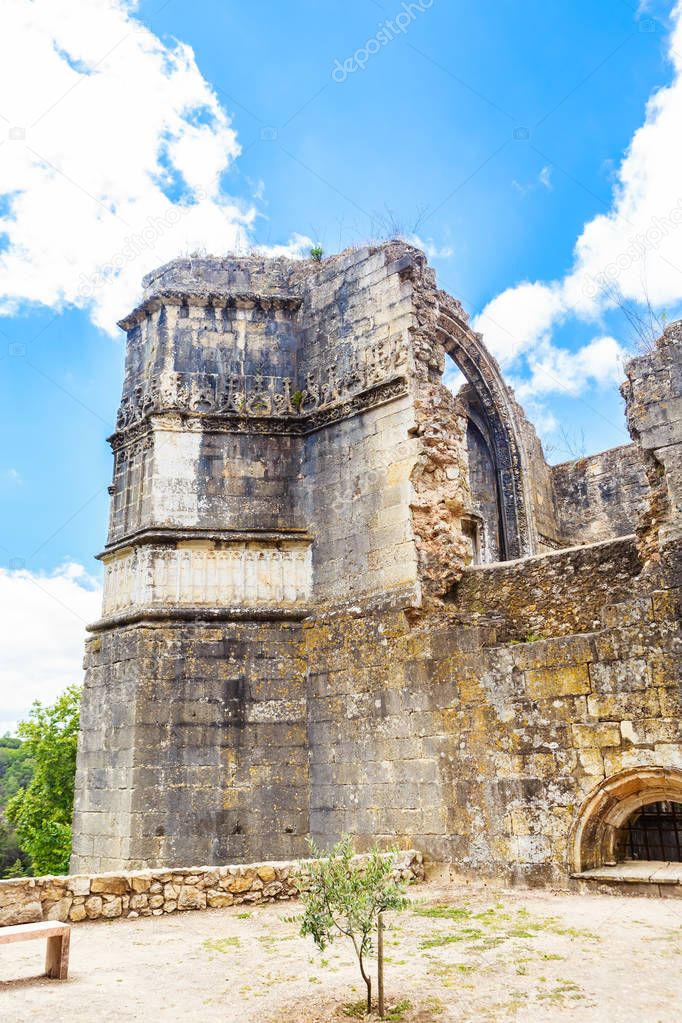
[0,921,71,980]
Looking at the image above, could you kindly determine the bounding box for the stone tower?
[72,245,681,887]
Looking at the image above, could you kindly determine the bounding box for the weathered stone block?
[571,723,622,749]
[525,664,591,700]
[177,886,207,910]
[101,897,122,918]
[90,875,128,896]
[85,895,103,918]
[46,897,73,921]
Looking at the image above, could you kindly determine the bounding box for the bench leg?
[45,931,70,980]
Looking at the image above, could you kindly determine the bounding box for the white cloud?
[512,165,553,195]
[0,0,308,335]
[474,1,682,410]
[1,467,23,486]
[474,282,564,369]
[406,234,454,260]
[514,335,627,401]
[251,233,314,259]
[0,562,101,734]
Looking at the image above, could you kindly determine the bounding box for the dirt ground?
[1,883,681,1022]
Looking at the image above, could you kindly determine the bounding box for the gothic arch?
[434,303,536,560]
[569,767,682,873]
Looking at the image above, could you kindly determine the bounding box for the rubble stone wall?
[448,536,643,642]
[0,851,424,927]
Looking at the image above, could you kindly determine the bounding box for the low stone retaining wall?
[0,850,424,927]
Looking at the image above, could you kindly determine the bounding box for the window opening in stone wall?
[461,516,482,564]
[623,801,682,862]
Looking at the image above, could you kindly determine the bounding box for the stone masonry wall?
[303,570,681,885]
[296,247,423,603]
[448,536,642,642]
[72,618,311,872]
[0,851,424,928]
[73,248,681,889]
[552,444,650,546]
[623,323,682,556]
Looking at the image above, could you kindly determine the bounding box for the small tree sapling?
[299,836,408,1016]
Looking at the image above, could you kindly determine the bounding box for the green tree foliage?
[0,735,34,877]
[0,736,34,803]
[6,686,81,876]
[299,836,408,1015]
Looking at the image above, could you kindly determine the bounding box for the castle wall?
[449,536,642,641]
[303,561,681,885]
[297,247,422,602]
[302,398,420,603]
[72,619,310,873]
[72,243,681,889]
[623,322,682,554]
[551,444,650,546]
[512,406,562,552]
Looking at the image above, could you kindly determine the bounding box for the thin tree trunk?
[359,952,372,1015]
[377,912,385,1017]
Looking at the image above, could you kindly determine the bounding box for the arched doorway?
[570,767,682,873]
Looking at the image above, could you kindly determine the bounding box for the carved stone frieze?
[102,541,312,614]
[114,335,408,435]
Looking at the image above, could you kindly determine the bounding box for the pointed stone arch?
[434,303,536,560]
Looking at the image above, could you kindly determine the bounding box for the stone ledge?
[0,851,424,928]
[573,860,682,885]
[87,604,314,632]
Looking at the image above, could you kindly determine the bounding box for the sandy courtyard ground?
[1,883,681,1022]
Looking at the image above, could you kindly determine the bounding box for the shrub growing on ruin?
[299,836,408,1016]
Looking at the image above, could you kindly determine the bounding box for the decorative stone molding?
[118,291,304,331]
[0,852,424,927]
[102,542,312,615]
[113,334,409,435]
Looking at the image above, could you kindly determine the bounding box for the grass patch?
[420,928,484,949]
[202,936,241,953]
[415,902,599,957]
[413,904,472,921]
[341,998,413,1020]
[342,1001,367,1018]
[538,979,584,1003]
[382,999,413,1021]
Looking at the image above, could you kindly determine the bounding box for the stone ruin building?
[71,242,682,890]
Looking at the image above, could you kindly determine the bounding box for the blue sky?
[1,0,682,726]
